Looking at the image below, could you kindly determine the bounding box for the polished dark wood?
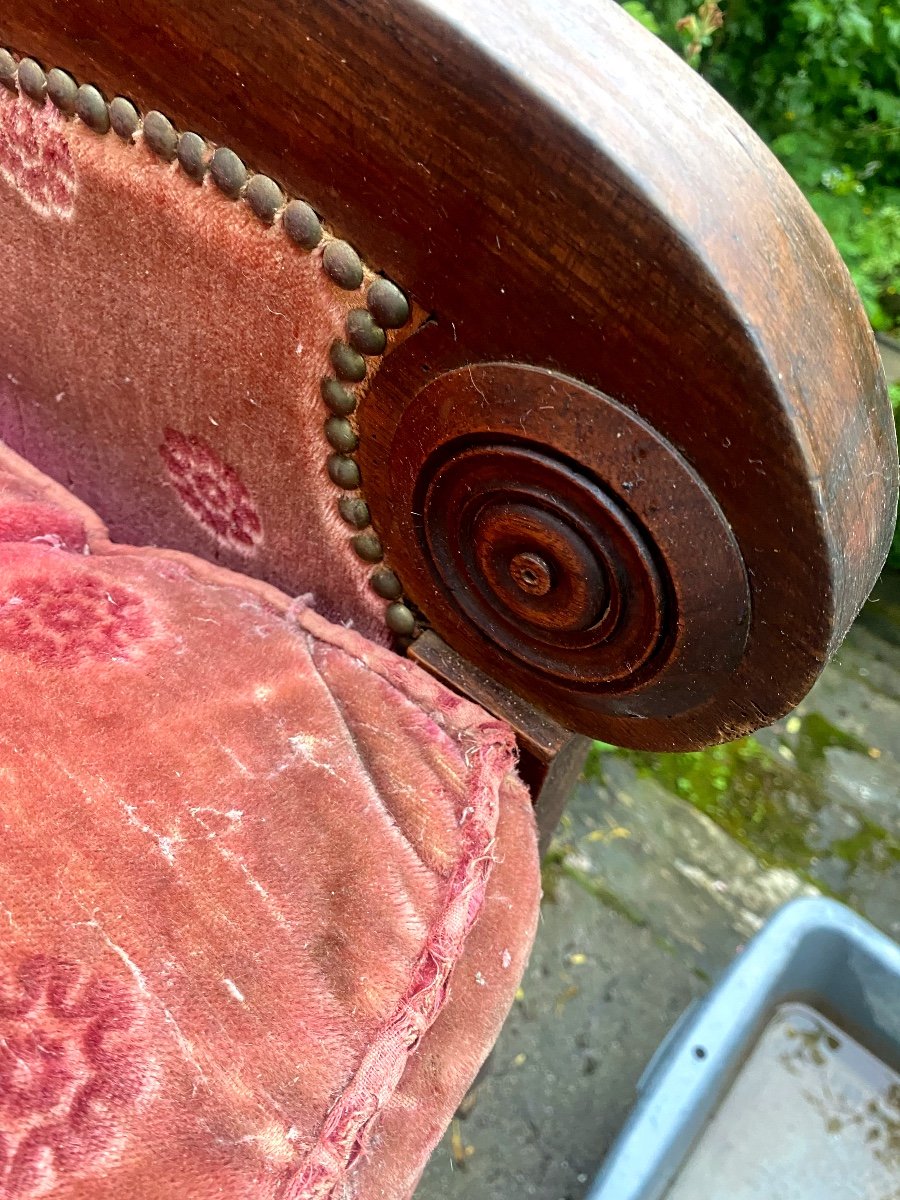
[385,363,753,739]
[4,0,896,751]
[521,735,593,859]
[410,631,574,764]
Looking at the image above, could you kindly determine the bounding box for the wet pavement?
[416,571,900,1200]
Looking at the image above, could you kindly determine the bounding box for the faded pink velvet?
[0,441,541,1199]
[0,84,395,642]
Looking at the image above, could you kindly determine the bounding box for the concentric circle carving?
[375,361,751,733]
[420,443,665,683]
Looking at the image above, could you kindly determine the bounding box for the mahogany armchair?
[0,1,896,1198]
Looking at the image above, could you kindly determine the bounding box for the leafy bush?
[890,384,900,570]
[621,0,900,333]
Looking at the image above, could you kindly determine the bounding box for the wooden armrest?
[6,0,897,750]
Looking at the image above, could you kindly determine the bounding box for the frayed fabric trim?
[285,736,512,1200]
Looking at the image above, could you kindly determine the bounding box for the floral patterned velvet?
[0,441,541,1199]
[0,83,399,644]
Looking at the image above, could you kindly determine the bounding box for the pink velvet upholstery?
[0,84,404,643]
[0,442,541,1199]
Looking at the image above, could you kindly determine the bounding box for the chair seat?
[0,443,540,1200]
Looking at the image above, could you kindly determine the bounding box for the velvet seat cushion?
[0,442,541,1200]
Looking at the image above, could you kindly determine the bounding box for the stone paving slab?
[558,758,815,978]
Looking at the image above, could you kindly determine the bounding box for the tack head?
[321,378,357,417]
[323,240,364,291]
[329,341,367,384]
[351,532,384,563]
[283,199,322,250]
[210,146,247,198]
[370,568,403,601]
[327,454,361,490]
[339,496,371,529]
[367,278,410,329]
[46,68,78,114]
[385,603,416,637]
[325,417,359,454]
[143,110,178,160]
[75,84,110,133]
[177,132,210,182]
[17,59,47,103]
[109,97,140,141]
[0,50,17,91]
[247,174,284,223]
[347,309,387,357]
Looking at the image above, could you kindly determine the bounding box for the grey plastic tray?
[587,897,900,1200]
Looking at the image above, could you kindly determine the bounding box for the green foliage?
[621,0,900,332]
[890,384,900,570]
[622,1,661,33]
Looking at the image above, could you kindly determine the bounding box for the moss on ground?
[585,712,899,885]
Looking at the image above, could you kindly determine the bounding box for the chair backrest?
[1,0,896,753]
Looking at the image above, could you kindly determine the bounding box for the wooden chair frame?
[2,0,896,846]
